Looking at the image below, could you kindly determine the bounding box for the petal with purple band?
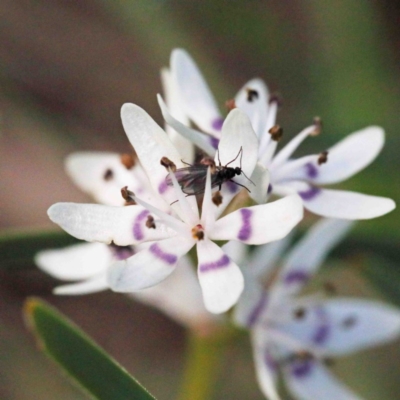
[284,270,309,285]
[304,162,319,179]
[197,239,244,313]
[238,208,253,241]
[133,209,150,240]
[247,292,268,327]
[290,358,314,379]
[108,236,194,292]
[211,117,224,131]
[299,186,321,201]
[312,307,330,345]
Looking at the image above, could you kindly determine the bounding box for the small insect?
[165,147,255,196]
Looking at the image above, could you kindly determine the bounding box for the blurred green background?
[1,1,400,399]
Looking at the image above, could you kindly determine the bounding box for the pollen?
[146,215,156,229]
[269,125,283,142]
[121,186,136,205]
[318,151,328,165]
[212,191,223,206]
[120,153,136,169]
[160,157,177,172]
[191,224,204,240]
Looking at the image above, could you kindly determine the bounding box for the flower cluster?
[37,48,398,399]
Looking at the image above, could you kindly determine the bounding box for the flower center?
[191,224,204,241]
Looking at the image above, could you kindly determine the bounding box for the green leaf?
[0,229,78,270]
[24,298,156,400]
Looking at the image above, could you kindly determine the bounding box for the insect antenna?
[181,159,193,167]
[225,146,243,167]
[241,170,256,186]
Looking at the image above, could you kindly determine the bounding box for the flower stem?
[176,328,233,400]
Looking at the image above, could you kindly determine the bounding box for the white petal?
[221,241,247,265]
[270,124,317,169]
[108,236,194,291]
[158,94,216,156]
[217,108,258,179]
[197,239,244,314]
[310,126,385,185]
[211,195,303,245]
[35,242,112,280]
[131,255,215,328]
[120,103,198,217]
[251,330,281,400]
[234,78,269,138]
[160,68,195,163]
[248,162,270,204]
[170,48,222,135]
[315,298,400,355]
[284,360,363,400]
[48,203,175,245]
[54,274,108,295]
[65,152,141,206]
[271,219,354,301]
[298,186,396,220]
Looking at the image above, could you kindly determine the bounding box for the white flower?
[160,48,395,220]
[230,219,400,400]
[47,103,303,313]
[35,242,217,331]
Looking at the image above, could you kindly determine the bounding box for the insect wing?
[166,167,208,195]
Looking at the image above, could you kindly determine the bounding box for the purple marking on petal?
[149,243,178,265]
[209,136,220,149]
[211,117,224,131]
[264,349,278,372]
[290,359,313,379]
[226,180,239,194]
[238,208,252,241]
[109,244,135,261]
[299,186,321,201]
[312,307,330,345]
[158,180,168,194]
[199,254,230,273]
[284,270,309,285]
[304,162,319,179]
[133,210,150,240]
[267,183,273,194]
[247,292,268,327]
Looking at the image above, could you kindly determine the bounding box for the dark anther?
[269,125,283,142]
[146,215,156,229]
[212,191,223,206]
[323,281,337,295]
[318,151,329,165]
[341,316,357,329]
[246,88,259,102]
[120,153,136,169]
[191,224,204,241]
[103,168,113,181]
[160,157,176,172]
[121,186,136,205]
[200,157,217,174]
[294,307,306,320]
[323,357,335,367]
[311,117,322,136]
[269,93,283,107]
[225,98,237,111]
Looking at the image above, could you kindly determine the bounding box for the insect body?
[165,147,254,196]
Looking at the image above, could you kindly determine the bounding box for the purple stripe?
[211,117,224,131]
[264,349,278,372]
[109,244,135,261]
[284,270,309,285]
[226,180,239,194]
[304,162,318,179]
[149,243,177,265]
[238,208,252,241]
[312,307,330,345]
[158,180,168,194]
[299,186,321,201]
[267,183,273,195]
[290,359,313,378]
[133,210,150,240]
[199,254,230,273]
[209,136,220,150]
[247,292,268,327]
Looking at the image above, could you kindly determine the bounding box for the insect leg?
[225,146,243,167]
[229,179,251,193]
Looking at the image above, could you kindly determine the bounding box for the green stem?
[176,329,232,400]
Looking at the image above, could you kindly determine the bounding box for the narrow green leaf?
[0,229,78,270]
[24,298,156,400]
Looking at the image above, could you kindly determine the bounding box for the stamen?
[268,125,283,142]
[191,224,204,240]
[318,150,328,165]
[120,153,136,169]
[146,215,156,229]
[121,186,136,205]
[103,168,113,181]
[269,93,283,107]
[293,307,306,320]
[212,191,223,206]
[310,117,322,136]
[225,98,236,111]
[160,157,176,172]
[246,88,259,102]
